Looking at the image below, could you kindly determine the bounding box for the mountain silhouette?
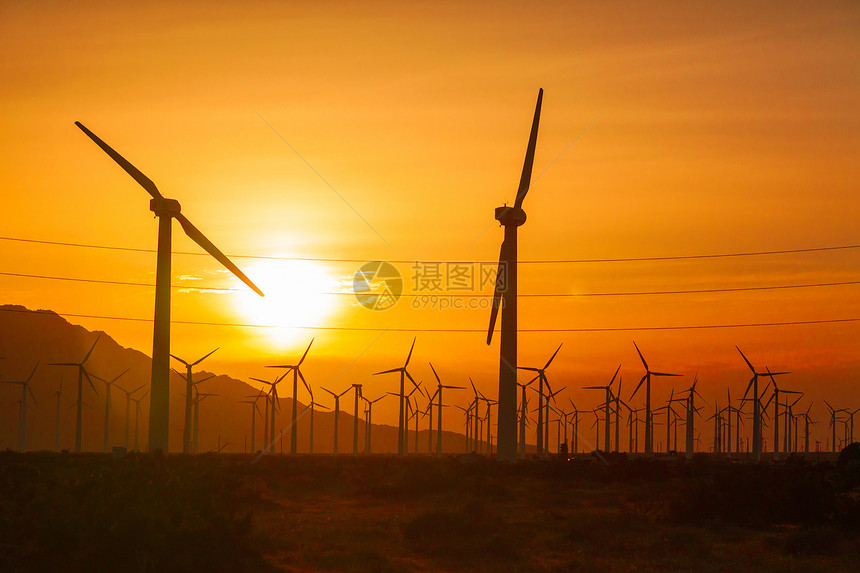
[0,304,470,454]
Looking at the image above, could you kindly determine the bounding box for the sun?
[230,258,340,349]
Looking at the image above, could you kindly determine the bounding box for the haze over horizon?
[2,1,859,433]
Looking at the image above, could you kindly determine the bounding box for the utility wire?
[2,306,858,332]
[3,270,860,298]
[2,235,859,264]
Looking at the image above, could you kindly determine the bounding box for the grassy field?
[1,450,859,572]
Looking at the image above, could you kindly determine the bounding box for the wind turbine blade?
[298,370,311,397]
[517,366,540,372]
[130,384,146,396]
[75,122,163,199]
[513,88,543,210]
[632,341,648,371]
[298,338,314,366]
[110,368,130,384]
[651,372,682,377]
[630,374,647,400]
[174,213,264,296]
[486,244,505,345]
[192,347,219,366]
[429,362,442,385]
[544,343,563,369]
[83,336,100,364]
[404,337,416,367]
[609,363,621,386]
[469,378,478,397]
[82,369,99,395]
[373,367,401,376]
[404,371,420,390]
[736,346,755,373]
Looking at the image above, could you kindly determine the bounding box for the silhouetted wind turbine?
[373,337,418,456]
[428,362,465,455]
[118,383,146,450]
[267,338,314,455]
[3,362,38,451]
[54,374,68,451]
[50,337,100,452]
[171,348,218,454]
[75,123,263,453]
[737,346,789,461]
[681,374,707,459]
[193,392,218,453]
[239,390,264,454]
[94,369,128,453]
[351,383,363,455]
[630,342,681,455]
[518,343,562,456]
[362,394,385,454]
[322,386,350,454]
[762,367,799,460]
[307,391,329,455]
[485,89,544,462]
[130,389,149,451]
[583,364,621,452]
[517,376,537,457]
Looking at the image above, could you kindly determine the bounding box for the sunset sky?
[1,1,858,434]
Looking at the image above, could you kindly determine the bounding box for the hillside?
[0,304,470,454]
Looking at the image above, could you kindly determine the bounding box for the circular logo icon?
[353,261,403,311]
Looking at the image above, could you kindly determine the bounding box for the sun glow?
[231,258,342,349]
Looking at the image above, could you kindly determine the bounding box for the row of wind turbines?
[3,334,856,458]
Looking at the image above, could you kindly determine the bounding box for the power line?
[3,270,860,298]
[3,306,858,332]
[2,234,859,264]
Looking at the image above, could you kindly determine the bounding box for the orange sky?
[1,1,859,438]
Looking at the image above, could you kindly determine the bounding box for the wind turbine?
[428,362,465,455]
[568,399,580,454]
[118,383,146,450]
[485,89,545,462]
[762,367,800,460]
[737,346,789,461]
[583,364,621,452]
[130,389,149,451]
[802,402,814,453]
[239,390,264,454]
[825,401,847,453]
[54,374,68,451]
[372,337,418,456]
[94,369,128,453]
[50,337,100,452]
[351,384,363,455]
[75,123,264,453]
[267,338,314,455]
[322,386,350,454]
[307,396,329,455]
[517,343,562,456]
[361,394,385,454]
[193,392,218,453]
[630,342,682,455]
[681,375,707,459]
[3,362,39,452]
[517,376,537,457]
[171,348,218,454]
[250,372,286,453]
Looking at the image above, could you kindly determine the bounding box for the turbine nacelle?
[495,205,527,226]
[150,197,181,217]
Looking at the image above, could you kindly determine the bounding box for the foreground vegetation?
[1,449,859,572]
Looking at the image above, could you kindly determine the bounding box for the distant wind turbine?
[630,342,681,455]
[118,383,146,450]
[518,343,562,456]
[373,337,419,456]
[3,362,39,452]
[93,369,128,453]
[428,362,465,455]
[171,348,218,454]
[267,338,314,455]
[583,364,621,452]
[737,346,789,461]
[75,122,263,453]
[322,386,350,454]
[49,336,100,452]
